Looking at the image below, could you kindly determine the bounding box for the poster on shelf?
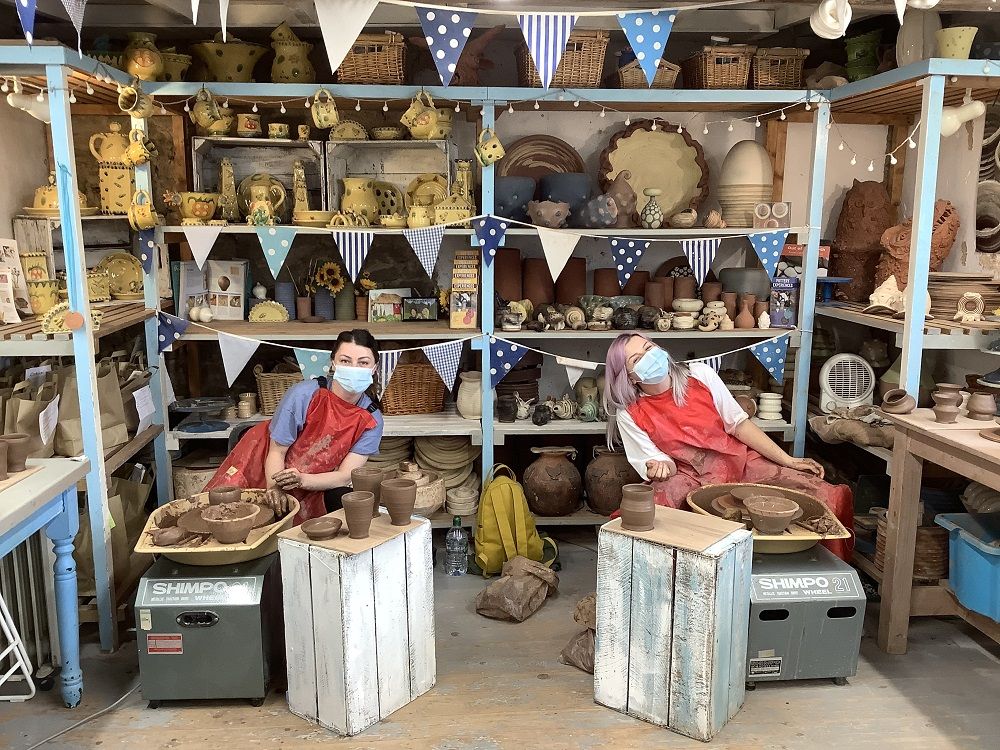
[0,239,30,316]
[770,277,799,329]
[368,288,411,323]
[206,260,247,321]
[0,270,22,324]
[172,260,208,319]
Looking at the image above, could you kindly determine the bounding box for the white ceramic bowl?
[672,298,704,313]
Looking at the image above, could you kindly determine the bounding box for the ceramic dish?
[329,120,369,140]
[405,173,449,209]
[96,252,144,298]
[372,126,406,140]
[249,300,290,322]
[374,181,405,215]
[293,210,335,227]
[379,214,408,228]
[23,206,100,217]
[113,292,145,301]
[498,135,586,181]
[600,119,709,220]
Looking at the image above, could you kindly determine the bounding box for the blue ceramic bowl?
[495,176,536,222]
[540,172,591,212]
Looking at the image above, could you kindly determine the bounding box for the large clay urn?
[584,447,641,515]
[522,447,582,517]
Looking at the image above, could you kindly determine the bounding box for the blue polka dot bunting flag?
[749,229,789,280]
[489,337,528,389]
[137,228,158,275]
[518,13,578,89]
[681,238,721,286]
[750,334,790,385]
[156,312,188,354]
[333,230,375,282]
[617,10,677,87]
[474,215,509,267]
[295,347,332,380]
[256,226,297,280]
[609,237,651,290]
[417,6,477,86]
[15,0,37,44]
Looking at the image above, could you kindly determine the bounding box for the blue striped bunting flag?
[423,340,463,391]
[379,349,402,396]
[417,5,477,86]
[699,355,723,372]
[750,334,790,385]
[15,0,37,44]
[518,13,577,89]
[609,237,650,290]
[333,230,375,282]
[748,230,789,279]
[489,337,528,389]
[617,10,677,86]
[404,224,446,280]
[681,238,721,286]
[256,225,297,279]
[294,347,331,380]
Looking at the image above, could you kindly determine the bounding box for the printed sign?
[752,573,859,601]
[147,633,183,655]
[748,656,782,677]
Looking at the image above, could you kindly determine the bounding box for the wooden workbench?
[880,411,1000,653]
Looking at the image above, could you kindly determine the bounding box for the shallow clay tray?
[687,483,850,554]
[135,489,300,566]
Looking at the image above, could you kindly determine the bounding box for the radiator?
[0,531,59,684]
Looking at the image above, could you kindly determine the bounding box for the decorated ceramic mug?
[128,189,157,230]
[123,128,155,166]
[297,124,311,141]
[475,128,505,167]
[310,89,340,129]
[237,113,262,137]
[268,122,290,139]
[27,280,59,316]
[118,85,154,119]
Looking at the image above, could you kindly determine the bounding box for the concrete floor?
[2,530,999,749]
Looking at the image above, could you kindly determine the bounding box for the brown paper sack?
[475,556,559,622]
[73,494,129,597]
[560,594,597,674]
[4,380,58,457]
[55,359,129,457]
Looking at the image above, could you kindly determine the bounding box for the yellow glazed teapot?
[189,87,222,130]
[89,122,130,163]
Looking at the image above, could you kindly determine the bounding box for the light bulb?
[908,137,916,149]
[727,121,734,132]
[651,120,657,130]
[889,154,898,165]
[838,141,845,151]
[509,104,515,114]
[755,118,761,128]
[252,102,258,113]
[86,82,94,95]
[533,100,539,110]
[867,160,875,172]
[676,124,682,133]
[780,110,787,121]
[625,117,631,127]
[280,103,286,114]
[454,102,460,112]
[805,101,812,111]
[703,124,709,135]
[850,155,857,166]
[160,103,166,115]
[573,100,580,108]
[1,80,9,94]
[36,91,44,102]
[305,98,311,108]
[600,108,606,118]
[183,101,190,112]
[355,100,361,112]
[222,99,228,108]
[69,90,77,104]
[382,101,388,112]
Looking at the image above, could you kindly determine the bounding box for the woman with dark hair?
[205,329,384,523]
[604,333,853,560]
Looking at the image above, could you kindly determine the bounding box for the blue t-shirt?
[268,379,384,455]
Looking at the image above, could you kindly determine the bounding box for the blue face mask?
[632,347,671,385]
[332,365,374,395]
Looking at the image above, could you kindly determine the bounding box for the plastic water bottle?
[444,516,468,576]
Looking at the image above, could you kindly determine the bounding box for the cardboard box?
[450,249,479,329]
[207,259,247,320]
[782,243,831,263]
[770,277,799,329]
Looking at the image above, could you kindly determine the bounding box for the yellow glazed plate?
[374,181,405,216]
[405,173,448,209]
[329,120,369,141]
[249,300,290,323]
[96,252,143,298]
[22,206,100,217]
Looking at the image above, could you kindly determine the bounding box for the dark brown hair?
[333,329,382,410]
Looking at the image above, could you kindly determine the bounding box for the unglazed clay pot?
[523,258,555,306]
[657,277,675,309]
[1,433,31,473]
[744,495,802,535]
[966,392,997,421]
[735,298,756,329]
[456,371,483,420]
[721,291,738,321]
[674,276,697,300]
[201,502,257,544]
[208,485,242,506]
[619,483,655,531]
[523,447,582,516]
[585,447,642,516]
[381,479,417,526]
[352,467,385,517]
[497,394,518,423]
[932,382,964,407]
[700,281,723,303]
[342,490,376,538]
[593,268,621,298]
[881,388,917,415]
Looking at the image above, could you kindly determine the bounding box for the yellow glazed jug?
[339,178,379,224]
[311,89,340,129]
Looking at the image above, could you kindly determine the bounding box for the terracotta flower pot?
[296,296,312,319]
[753,300,768,319]
[201,502,257,544]
[355,296,369,321]
[380,478,417,526]
[342,490,375,538]
[523,257,555,306]
[584,447,641,515]
[619,483,655,531]
[208,485,242,506]
[494,247,523,302]
[622,270,649,297]
[644,280,665,308]
[700,281,723,303]
[881,388,916,415]
[352,467,385,517]
[657,277,674,309]
[556,257,587,305]
[0,433,31,473]
[593,268,621,297]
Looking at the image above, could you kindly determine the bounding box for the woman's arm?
[732,420,824,478]
[272,452,370,492]
[618,410,677,482]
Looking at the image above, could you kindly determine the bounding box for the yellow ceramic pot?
[87,270,111,302]
[123,32,164,81]
[159,51,192,82]
[27,280,59,316]
[168,192,220,223]
[20,252,49,282]
[190,35,267,83]
[407,204,435,229]
[89,122,130,163]
[98,165,134,215]
[340,178,379,224]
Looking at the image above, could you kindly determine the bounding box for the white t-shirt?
[617,362,749,481]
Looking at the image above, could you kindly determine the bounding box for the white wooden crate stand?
[278,511,435,736]
[595,506,753,742]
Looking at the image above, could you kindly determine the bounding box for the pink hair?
[604,333,690,448]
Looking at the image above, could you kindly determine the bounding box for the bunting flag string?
[183,225,224,270]
[403,224,446,280]
[15,0,36,44]
[218,331,260,387]
[488,337,527,389]
[333,230,375,282]
[137,228,158,275]
[314,0,380,75]
[609,237,650,290]
[295,347,332,380]
[537,227,580,282]
[681,238,721,286]
[156,312,188,354]
[699,355,723,372]
[556,355,597,388]
[474,215,509,266]
[379,349,402,397]
[423,340,463,391]
[518,13,577,89]
[617,10,677,86]
[417,6,477,86]
[748,229,789,280]
[58,0,86,53]
[256,226,297,279]
[749,333,790,385]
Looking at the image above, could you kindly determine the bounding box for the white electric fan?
[818,354,875,413]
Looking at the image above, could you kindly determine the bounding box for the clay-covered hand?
[264,488,290,514]
[784,456,824,479]
[272,467,304,491]
[645,458,677,482]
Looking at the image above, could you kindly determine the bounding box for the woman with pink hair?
[604,333,853,560]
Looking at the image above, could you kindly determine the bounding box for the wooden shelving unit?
[179,319,473,342]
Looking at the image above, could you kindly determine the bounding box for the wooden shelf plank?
[104,425,164,476]
[0,303,153,355]
[503,328,797,341]
[816,303,998,350]
[180,320,476,342]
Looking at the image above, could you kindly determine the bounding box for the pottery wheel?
[979,428,1000,444]
[177,508,211,535]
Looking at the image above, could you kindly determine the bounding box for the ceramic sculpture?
[830,180,897,302]
[876,199,959,290]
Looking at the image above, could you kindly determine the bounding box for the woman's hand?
[645,458,676,482]
[264,488,291,514]
[272,468,319,492]
[783,456,825,479]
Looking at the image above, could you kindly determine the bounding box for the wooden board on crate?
[0,464,43,493]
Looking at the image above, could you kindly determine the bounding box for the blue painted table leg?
[44,487,82,708]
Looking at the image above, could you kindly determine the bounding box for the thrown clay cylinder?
[674,276,697,300]
[931,383,964,408]
[0,433,31,473]
[622,270,649,297]
[644,280,665,308]
[352,466,385,517]
[966,392,997,421]
[342,490,375,539]
[700,281,723,303]
[619,483,655,531]
[523,258,555,307]
[555,257,587,305]
[881,388,916,415]
[657,277,675,309]
[209,485,242,506]
[721,291,737,321]
[0,441,7,481]
[593,268,620,298]
[380,478,417,526]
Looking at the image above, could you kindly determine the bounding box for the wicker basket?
[617,59,680,89]
[336,32,407,85]
[517,30,608,88]
[382,362,445,416]
[681,44,756,89]
[254,363,304,416]
[752,48,809,90]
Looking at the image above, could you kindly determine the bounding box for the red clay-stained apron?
[627,379,854,560]
[204,386,375,523]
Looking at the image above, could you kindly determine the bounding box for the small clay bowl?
[729,486,759,503]
[301,517,343,540]
[209,485,242,505]
[744,495,802,535]
[201,502,257,544]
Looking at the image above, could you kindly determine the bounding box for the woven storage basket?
[336,31,407,85]
[752,48,809,89]
[517,30,608,88]
[681,44,756,89]
[382,362,445,416]
[617,59,680,89]
[254,363,304,416]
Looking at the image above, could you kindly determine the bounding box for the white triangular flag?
[537,227,580,282]
[218,332,259,387]
[564,365,585,388]
[894,0,906,23]
[183,225,225,269]
[314,0,379,74]
[556,355,598,388]
[219,0,230,41]
[191,0,199,23]
[518,13,577,89]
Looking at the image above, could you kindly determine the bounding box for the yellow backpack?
[474,464,548,577]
